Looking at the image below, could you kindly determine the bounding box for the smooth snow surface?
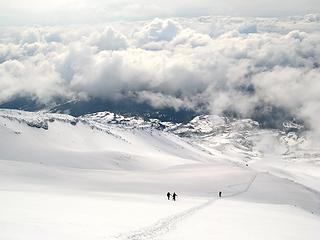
[0,110,319,240]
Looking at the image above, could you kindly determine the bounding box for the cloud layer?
[0,14,320,132]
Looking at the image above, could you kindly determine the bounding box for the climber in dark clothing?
[172,192,178,201]
[219,191,222,198]
[167,192,171,200]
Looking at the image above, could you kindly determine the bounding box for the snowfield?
[0,109,319,240]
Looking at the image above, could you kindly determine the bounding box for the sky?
[0,0,319,25]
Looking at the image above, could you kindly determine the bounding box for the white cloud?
[0,15,320,133]
[136,91,196,111]
[87,27,128,51]
[0,58,68,103]
[133,19,182,49]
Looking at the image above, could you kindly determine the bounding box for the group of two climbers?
[166,192,177,201]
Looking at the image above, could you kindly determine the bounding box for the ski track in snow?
[113,175,258,240]
[223,174,257,198]
[113,199,215,240]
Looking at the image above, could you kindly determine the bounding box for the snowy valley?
[0,109,319,240]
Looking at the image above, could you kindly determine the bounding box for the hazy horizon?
[0,0,319,26]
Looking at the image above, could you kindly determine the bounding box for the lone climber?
[219,191,222,198]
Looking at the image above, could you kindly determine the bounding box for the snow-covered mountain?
[84,111,320,187]
[1,109,319,240]
[0,109,214,171]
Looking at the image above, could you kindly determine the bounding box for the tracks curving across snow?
[113,174,258,240]
[113,199,215,240]
[223,174,257,198]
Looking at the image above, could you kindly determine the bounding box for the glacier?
[0,109,319,240]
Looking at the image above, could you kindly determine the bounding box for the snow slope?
[169,115,320,192]
[0,109,319,240]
